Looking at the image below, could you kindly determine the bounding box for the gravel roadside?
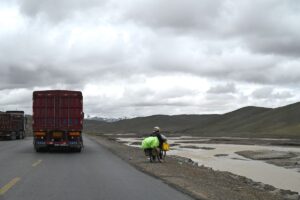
[88,134,299,200]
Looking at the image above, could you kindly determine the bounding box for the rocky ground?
[88,134,300,200]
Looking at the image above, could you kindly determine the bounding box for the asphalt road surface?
[0,135,193,200]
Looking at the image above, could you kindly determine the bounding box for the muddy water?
[117,137,300,194]
[169,143,300,194]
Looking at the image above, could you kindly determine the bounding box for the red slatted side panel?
[33,91,83,131]
[60,96,69,129]
[69,96,82,130]
[0,114,11,131]
[46,96,55,129]
[58,95,83,130]
[11,115,22,131]
[33,94,46,130]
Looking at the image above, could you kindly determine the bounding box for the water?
[117,137,300,194]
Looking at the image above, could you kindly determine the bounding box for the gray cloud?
[19,0,108,23]
[0,89,32,113]
[2,0,300,88]
[0,65,85,90]
[207,83,236,94]
[0,0,299,117]
[252,87,293,100]
[121,0,223,31]
[145,39,300,85]
[121,0,300,58]
[228,1,300,57]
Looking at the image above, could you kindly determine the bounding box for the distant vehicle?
[32,90,84,152]
[0,111,26,140]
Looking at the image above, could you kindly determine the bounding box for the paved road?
[0,136,193,200]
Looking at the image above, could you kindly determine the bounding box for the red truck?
[0,111,26,140]
[32,90,84,152]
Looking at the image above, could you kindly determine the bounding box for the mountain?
[187,106,272,137]
[230,102,300,138]
[84,114,218,134]
[88,117,124,123]
[84,102,300,139]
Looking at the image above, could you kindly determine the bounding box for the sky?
[0,0,299,118]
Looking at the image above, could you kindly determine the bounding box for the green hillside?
[188,106,272,135]
[84,114,219,135]
[84,102,300,139]
[230,102,300,138]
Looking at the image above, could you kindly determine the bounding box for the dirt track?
[89,134,299,200]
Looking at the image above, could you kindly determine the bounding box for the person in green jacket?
[150,126,166,159]
[141,136,160,162]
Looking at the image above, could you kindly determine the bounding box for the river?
[117,136,300,194]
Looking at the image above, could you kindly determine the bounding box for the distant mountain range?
[84,102,300,139]
[87,117,125,123]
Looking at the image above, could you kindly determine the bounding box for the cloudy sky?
[0,0,299,118]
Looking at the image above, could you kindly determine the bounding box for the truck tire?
[74,147,82,153]
[35,147,41,152]
[21,132,25,139]
[16,132,20,139]
[10,133,16,140]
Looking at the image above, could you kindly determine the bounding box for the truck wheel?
[16,132,20,140]
[10,133,16,140]
[35,147,41,152]
[21,132,25,139]
[75,147,82,153]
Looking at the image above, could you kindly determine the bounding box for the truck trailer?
[32,90,84,152]
[0,111,26,140]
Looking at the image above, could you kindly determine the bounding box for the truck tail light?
[52,132,63,138]
[35,132,46,136]
[69,132,80,136]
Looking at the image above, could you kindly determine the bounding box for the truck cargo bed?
[0,111,26,140]
[32,90,84,152]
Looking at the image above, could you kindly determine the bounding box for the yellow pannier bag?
[162,142,170,151]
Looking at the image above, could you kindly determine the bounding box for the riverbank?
[88,134,299,200]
